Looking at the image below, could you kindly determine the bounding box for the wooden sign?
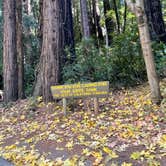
[51,81,109,99]
[51,81,109,115]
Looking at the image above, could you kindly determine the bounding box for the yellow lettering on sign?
[51,81,109,99]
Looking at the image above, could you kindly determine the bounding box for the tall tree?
[73,0,82,42]
[123,1,127,32]
[113,0,120,33]
[33,0,75,97]
[103,0,114,46]
[38,0,43,44]
[126,0,162,104]
[23,0,34,67]
[23,0,31,14]
[80,0,90,38]
[144,0,166,44]
[80,0,94,111]
[61,0,75,64]
[16,0,24,98]
[33,0,43,97]
[92,0,103,44]
[40,0,63,102]
[3,0,18,102]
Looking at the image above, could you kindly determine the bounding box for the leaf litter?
[0,81,166,166]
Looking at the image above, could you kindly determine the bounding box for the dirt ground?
[0,82,166,166]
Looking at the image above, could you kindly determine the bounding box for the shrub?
[152,42,166,77]
[62,28,147,87]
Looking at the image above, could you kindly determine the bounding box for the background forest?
[0,1,166,165]
[0,0,166,101]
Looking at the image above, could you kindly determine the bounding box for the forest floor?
[0,80,166,166]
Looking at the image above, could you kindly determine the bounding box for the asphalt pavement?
[0,158,13,166]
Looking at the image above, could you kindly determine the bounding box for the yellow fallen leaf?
[122,162,133,166]
[64,158,76,166]
[5,144,17,150]
[158,134,166,148]
[20,115,25,120]
[37,96,42,102]
[26,137,33,143]
[77,135,85,142]
[130,151,141,160]
[65,141,73,149]
[82,148,91,156]
[91,151,102,159]
[103,147,118,158]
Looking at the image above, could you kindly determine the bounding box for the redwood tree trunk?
[80,0,90,38]
[60,0,75,65]
[144,0,166,43]
[33,0,43,97]
[23,0,33,66]
[80,0,91,110]
[38,0,43,46]
[113,0,120,33]
[41,0,63,102]
[103,0,114,46]
[23,0,31,14]
[123,2,127,32]
[16,0,24,98]
[3,0,18,102]
[33,0,74,97]
[92,0,103,43]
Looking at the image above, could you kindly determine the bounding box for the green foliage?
[0,3,40,94]
[22,11,40,96]
[110,24,146,86]
[0,0,165,96]
[24,64,36,96]
[63,38,107,83]
[152,42,166,77]
[63,26,146,87]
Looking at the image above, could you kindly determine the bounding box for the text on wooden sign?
[51,81,109,99]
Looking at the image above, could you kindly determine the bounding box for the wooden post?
[63,98,67,115]
[84,99,91,112]
[94,97,99,113]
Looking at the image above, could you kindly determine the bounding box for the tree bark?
[103,0,114,46]
[123,1,127,32]
[33,57,42,97]
[92,0,103,43]
[3,0,18,102]
[23,0,31,15]
[16,0,24,99]
[80,0,92,110]
[23,0,34,66]
[73,0,82,42]
[144,0,166,44]
[33,0,43,97]
[33,0,75,97]
[80,0,90,38]
[38,0,43,45]
[41,0,63,102]
[60,0,75,65]
[113,0,120,33]
[126,0,162,104]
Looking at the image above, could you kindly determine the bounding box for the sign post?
[94,97,99,113]
[62,98,67,115]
